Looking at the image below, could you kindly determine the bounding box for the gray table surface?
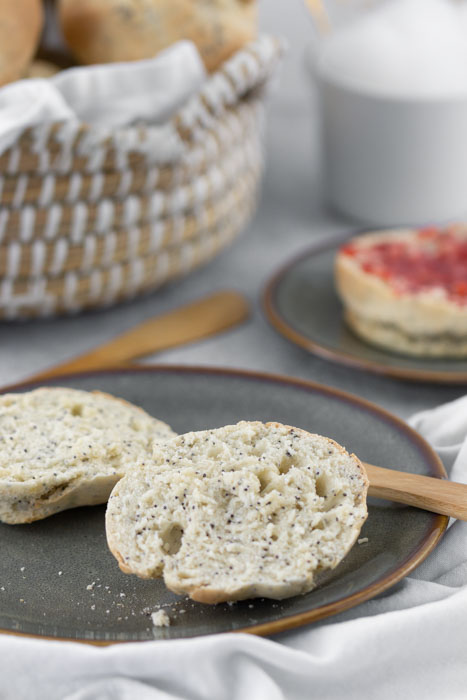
[0,1,464,419]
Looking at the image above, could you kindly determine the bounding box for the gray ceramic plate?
[0,366,447,643]
[263,235,467,383]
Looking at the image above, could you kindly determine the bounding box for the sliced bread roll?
[106,421,368,603]
[335,226,467,357]
[0,388,175,524]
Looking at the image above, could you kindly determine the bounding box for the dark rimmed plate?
[263,234,467,383]
[0,366,447,643]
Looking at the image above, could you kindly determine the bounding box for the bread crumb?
[86,582,95,591]
[358,537,369,544]
[151,610,171,627]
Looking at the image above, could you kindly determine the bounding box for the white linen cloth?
[1,396,466,700]
[0,41,206,154]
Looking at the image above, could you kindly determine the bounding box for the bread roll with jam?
[59,0,257,73]
[335,226,467,357]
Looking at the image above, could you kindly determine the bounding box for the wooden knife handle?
[365,462,467,521]
[30,290,250,382]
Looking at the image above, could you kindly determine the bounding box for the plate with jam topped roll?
[263,226,467,383]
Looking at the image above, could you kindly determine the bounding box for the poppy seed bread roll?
[58,0,257,73]
[25,59,61,79]
[0,387,176,524]
[106,421,368,603]
[0,0,43,86]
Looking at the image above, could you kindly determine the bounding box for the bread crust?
[335,228,467,357]
[25,59,60,79]
[59,0,257,72]
[0,0,43,86]
[344,309,467,358]
[106,421,368,604]
[0,387,175,524]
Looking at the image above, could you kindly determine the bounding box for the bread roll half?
[106,421,368,603]
[0,387,175,524]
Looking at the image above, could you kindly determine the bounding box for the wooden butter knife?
[365,462,467,521]
[30,290,250,382]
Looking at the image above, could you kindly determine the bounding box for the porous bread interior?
[106,421,368,603]
[0,387,175,523]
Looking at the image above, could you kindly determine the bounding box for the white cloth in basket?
[1,396,466,699]
[0,41,206,155]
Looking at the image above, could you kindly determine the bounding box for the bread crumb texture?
[151,609,170,627]
[106,421,368,603]
[0,387,175,524]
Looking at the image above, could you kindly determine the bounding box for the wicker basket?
[0,35,282,319]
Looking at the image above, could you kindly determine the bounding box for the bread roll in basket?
[0,35,282,319]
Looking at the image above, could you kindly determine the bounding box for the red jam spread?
[341,227,467,305]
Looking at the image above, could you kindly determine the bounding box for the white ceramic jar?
[318,78,467,225]
[315,0,467,226]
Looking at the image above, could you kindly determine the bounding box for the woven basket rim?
[0,136,260,243]
[8,35,282,158]
[0,100,261,211]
